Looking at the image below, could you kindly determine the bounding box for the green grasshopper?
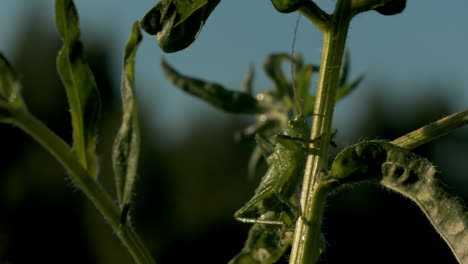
[229,17,323,262]
[228,116,323,264]
[233,114,317,225]
[234,14,314,226]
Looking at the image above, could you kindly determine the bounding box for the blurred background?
[0,1,467,263]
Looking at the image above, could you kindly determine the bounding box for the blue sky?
[1,0,467,144]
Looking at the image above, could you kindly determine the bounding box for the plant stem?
[392,109,468,150]
[289,1,351,263]
[9,110,156,264]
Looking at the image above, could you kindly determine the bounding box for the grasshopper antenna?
[291,13,303,116]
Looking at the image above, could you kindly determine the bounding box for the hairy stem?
[392,109,468,150]
[289,1,351,263]
[9,110,156,264]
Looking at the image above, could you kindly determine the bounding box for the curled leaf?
[113,22,143,215]
[381,147,467,264]
[161,59,261,114]
[330,141,468,263]
[140,0,220,53]
[330,141,388,182]
[55,0,101,177]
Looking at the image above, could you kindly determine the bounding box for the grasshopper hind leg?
[234,185,300,226]
[234,185,285,225]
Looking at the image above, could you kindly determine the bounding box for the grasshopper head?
[285,115,309,138]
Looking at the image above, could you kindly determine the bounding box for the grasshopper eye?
[285,115,308,138]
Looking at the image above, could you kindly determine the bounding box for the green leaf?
[161,59,261,114]
[329,141,388,182]
[0,53,26,110]
[140,0,221,53]
[113,22,143,215]
[172,0,208,27]
[55,0,101,177]
[330,141,468,263]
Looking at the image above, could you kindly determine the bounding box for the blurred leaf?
[0,53,26,110]
[161,59,261,114]
[140,0,221,53]
[263,53,292,98]
[338,51,350,87]
[295,63,318,115]
[335,52,363,102]
[295,64,316,100]
[113,23,143,217]
[55,0,101,177]
[335,74,365,102]
[330,141,468,263]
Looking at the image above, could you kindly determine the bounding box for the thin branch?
[392,109,468,150]
[7,110,156,264]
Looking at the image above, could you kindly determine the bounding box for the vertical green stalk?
[289,1,351,263]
